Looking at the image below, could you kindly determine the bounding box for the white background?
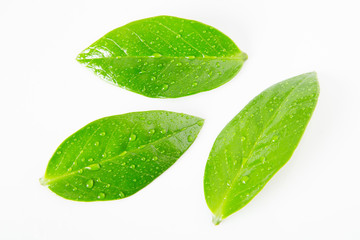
[1,0,359,239]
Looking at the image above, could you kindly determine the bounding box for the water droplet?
[152,156,158,161]
[161,84,169,91]
[129,134,137,142]
[176,62,182,66]
[187,135,194,142]
[241,175,249,184]
[88,158,94,162]
[269,108,274,112]
[119,192,125,198]
[86,179,94,188]
[100,132,106,136]
[187,56,195,60]
[72,187,77,191]
[271,136,279,142]
[241,136,246,142]
[94,141,99,146]
[56,151,62,154]
[192,82,198,87]
[97,192,105,199]
[150,76,156,81]
[148,129,155,134]
[130,164,135,169]
[105,184,111,188]
[160,129,167,134]
[85,163,101,171]
[119,151,127,156]
[152,53,162,58]
[197,120,204,126]
[78,169,83,174]
[176,34,181,38]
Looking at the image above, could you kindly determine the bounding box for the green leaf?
[40,111,204,201]
[204,72,320,224]
[77,15,247,98]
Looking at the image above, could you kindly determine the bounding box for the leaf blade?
[204,72,320,224]
[77,15,247,98]
[41,111,204,201]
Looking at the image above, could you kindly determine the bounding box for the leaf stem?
[212,215,222,225]
[39,177,50,186]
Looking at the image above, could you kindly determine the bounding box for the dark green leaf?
[40,111,204,201]
[204,72,320,224]
[77,15,247,98]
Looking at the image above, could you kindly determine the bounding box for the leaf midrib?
[44,121,201,185]
[214,76,309,218]
[77,55,247,61]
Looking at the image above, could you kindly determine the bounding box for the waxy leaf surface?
[77,15,247,98]
[41,111,204,201]
[204,72,319,224]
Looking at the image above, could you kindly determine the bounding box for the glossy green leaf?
[40,111,204,201]
[77,15,247,98]
[204,72,319,224]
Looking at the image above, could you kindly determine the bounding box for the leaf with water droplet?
[86,179,94,188]
[204,72,319,224]
[40,111,204,201]
[77,15,247,98]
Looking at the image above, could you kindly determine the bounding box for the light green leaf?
[40,111,204,201]
[77,15,247,98]
[204,72,320,224]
